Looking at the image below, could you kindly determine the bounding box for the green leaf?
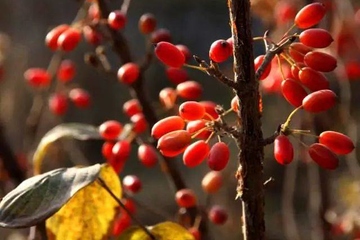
[33,123,101,174]
[0,164,102,228]
[118,221,195,240]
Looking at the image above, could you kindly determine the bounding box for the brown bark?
[228,0,266,239]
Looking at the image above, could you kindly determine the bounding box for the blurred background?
[0,0,359,239]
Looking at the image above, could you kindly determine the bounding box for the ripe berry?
[345,60,360,79]
[308,143,339,170]
[281,78,308,107]
[288,43,312,63]
[176,44,192,62]
[186,120,211,140]
[157,130,192,157]
[209,39,232,63]
[130,113,147,134]
[57,27,82,52]
[165,67,189,84]
[201,171,223,194]
[298,67,329,92]
[302,89,337,113]
[123,99,142,117]
[175,189,197,208]
[108,10,127,30]
[45,24,70,50]
[291,62,306,80]
[274,135,294,165]
[123,175,142,194]
[138,144,158,167]
[303,51,337,72]
[299,28,333,48]
[275,1,297,25]
[122,198,136,214]
[208,205,228,225]
[179,101,206,121]
[117,63,140,84]
[176,81,203,100]
[112,140,131,162]
[24,68,51,87]
[138,13,157,34]
[68,88,91,108]
[295,3,326,29]
[57,60,76,82]
[150,28,171,43]
[159,87,177,109]
[49,93,68,115]
[183,140,210,168]
[254,55,271,80]
[112,214,131,236]
[99,120,123,140]
[188,227,201,240]
[200,101,219,120]
[152,116,185,139]
[155,41,185,68]
[319,131,354,155]
[102,141,115,160]
[207,142,230,171]
[83,26,102,46]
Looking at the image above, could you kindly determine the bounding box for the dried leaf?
[0,164,102,228]
[118,221,195,240]
[46,164,121,240]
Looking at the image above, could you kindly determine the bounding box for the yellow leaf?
[118,221,195,240]
[46,164,121,240]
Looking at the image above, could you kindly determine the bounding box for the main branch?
[228,0,265,239]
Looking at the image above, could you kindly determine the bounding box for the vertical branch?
[228,0,265,239]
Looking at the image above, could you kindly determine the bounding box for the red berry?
[45,24,70,50]
[108,10,127,30]
[49,93,68,115]
[112,214,131,236]
[319,131,354,155]
[157,130,192,157]
[274,135,294,165]
[302,89,337,113]
[138,144,158,167]
[176,81,203,100]
[102,141,115,160]
[290,62,306,80]
[200,101,219,120]
[188,227,201,240]
[254,55,271,80]
[152,116,185,139]
[122,198,136,214]
[112,140,131,162]
[303,51,337,72]
[69,88,91,108]
[138,13,157,34]
[155,41,185,68]
[150,28,171,43]
[176,44,191,62]
[208,205,228,225]
[165,67,189,84]
[175,189,197,208]
[288,43,312,63]
[88,4,100,22]
[186,120,212,140]
[295,3,326,29]
[299,28,333,48]
[308,143,339,170]
[24,68,51,87]
[159,88,177,109]
[179,101,206,121]
[130,113,147,134]
[345,60,360,80]
[209,39,232,63]
[57,27,82,52]
[123,175,142,194]
[57,60,76,82]
[117,63,140,84]
[123,99,142,117]
[275,1,297,25]
[107,157,126,174]
[201,171,223,194]
[281,78,308,107]
[207,142,230,171]
[183,140,210,168]
[298,67,329,92]
[83,26,102,46]
[99,120,123,140]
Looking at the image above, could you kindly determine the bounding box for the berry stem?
[281,24,296,39]
[283,106,303,130]
[183,63,207,72]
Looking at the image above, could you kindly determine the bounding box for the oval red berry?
[274,135,294,165]
[155,41,185,68]
[319,131,355,155]
[308,143,339,170]
[302,89,337,113]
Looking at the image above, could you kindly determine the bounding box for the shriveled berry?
[274,135,294,165]
[99,120,123,140]
[117,63,140,84]
[155,41,185,68]
[201,171,223,194]
[108,10,127,30]
[209,39,232,63]
[138,144,158,167]
[24,68,51,87]
[302,89,337,113]
[57,27,82,52]
[295,3,326,29]
[175,189,197,208]
[183,140,210,168]
[123,175,142,194]
[308,143,339,170]
[207,142,230,171]
[208,205,228,225]
[69,88,91,108]
[152,116,185,139]
[57,60,76,82]
[299,28,333,48]
[281,78,308,107]
[179,101,206,121]
[157,130,192,157]
[138,13,157,34]
[319,131,354,155]
[176,81,203,100]
[231,96,239,112]
[49,93,68,115]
